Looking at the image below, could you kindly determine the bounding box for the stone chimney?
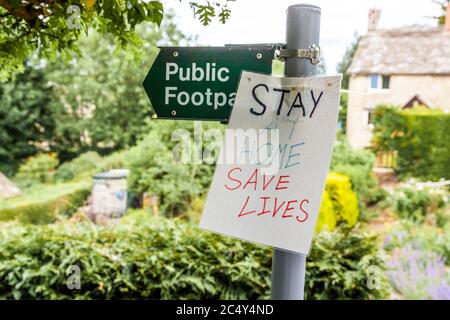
[368,8,381,32]
[445,4,450,32]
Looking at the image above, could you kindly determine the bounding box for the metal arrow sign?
[143,45,276,122]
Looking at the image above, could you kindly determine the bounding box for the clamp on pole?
[275,44,321,65]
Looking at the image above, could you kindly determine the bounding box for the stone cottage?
[346,7,450,149]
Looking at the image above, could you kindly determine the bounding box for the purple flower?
[429,284,450,300]
[384,235,393,247]
[386,246,449,299]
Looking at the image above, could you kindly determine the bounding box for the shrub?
[372,106,450,180]
[315,191,336,232]
[331,139,384,206]
[0,213,388,300]
[14,153,59,186]
[436,208,450,229]
[389,183,448,223]
[96,149,129,172]
[306,227,389,300]
[127,130,215,216]
[185,195,206,224]
[0,181,90,224]
[55,152,102,181]
[325,173,359,227]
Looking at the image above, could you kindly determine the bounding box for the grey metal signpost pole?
[271,4,321,300]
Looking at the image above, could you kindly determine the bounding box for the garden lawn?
[0,180,91,224]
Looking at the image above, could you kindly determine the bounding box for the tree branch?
[0,0,45,22]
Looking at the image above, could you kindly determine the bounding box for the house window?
[382,75,390,89]
[370,74,379,89]
[369,74,390,89]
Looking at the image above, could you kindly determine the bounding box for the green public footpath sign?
[143,45,276,122]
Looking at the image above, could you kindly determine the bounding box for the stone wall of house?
[346,74,450,149]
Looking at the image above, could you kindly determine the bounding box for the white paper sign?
[200,71,342,254]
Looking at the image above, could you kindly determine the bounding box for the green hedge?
[55,152,102,182]
[0,212,388,299]
[372,106,450,180]
[0,181,90,224]
[331,139,384,206]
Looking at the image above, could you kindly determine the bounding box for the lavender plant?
[384,221,450,265]
[429,283,450,300]
[386,245,449,300]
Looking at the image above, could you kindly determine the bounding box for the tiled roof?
[347,26,450,75]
